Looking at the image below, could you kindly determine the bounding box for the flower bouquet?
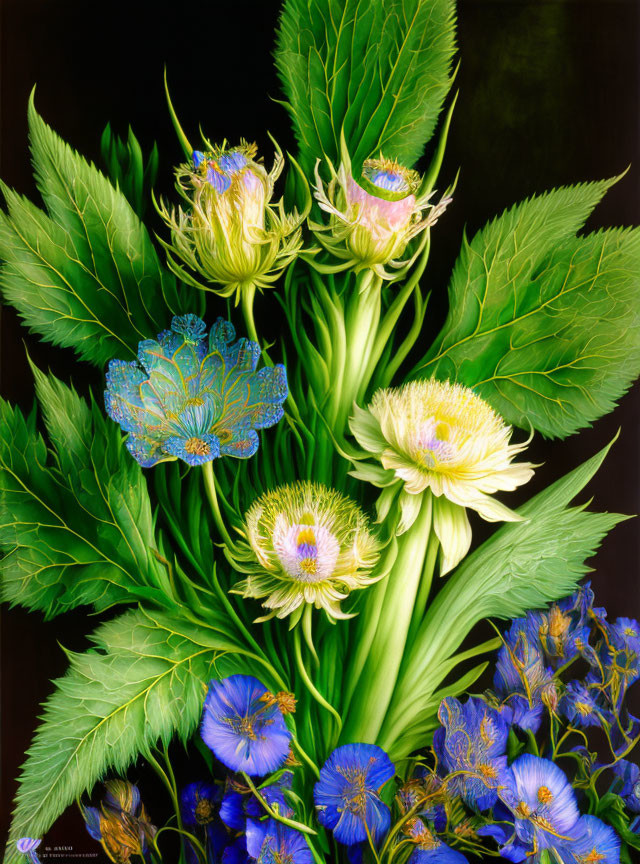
[2,2,639,864]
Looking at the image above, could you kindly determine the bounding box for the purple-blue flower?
[105,315,287,467]
[180,782,227,864]
[16,839,41,864]
[612,759,640,813]
[564,815,620,864]
[403,820,469,863]
[220,773,294,830]
[560,681,605,728]
[246,818,313,864]
[494,620,557,733]
[610,618,640,654]
[498,755,581,854]
[200,675,291,776]
[527,585,594,669]
[433,697,509,811]
[314,743,395,845]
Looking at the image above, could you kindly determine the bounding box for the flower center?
[476,763,498,780]
[416,419,455,469]
[577,851,606,864]
[340,770,368,816]
[185,437,211,456]
[575,700,592,715]
[296,526,318,575]
[195,798,215,824]
[515,801,532,819]
[537,786,554,805]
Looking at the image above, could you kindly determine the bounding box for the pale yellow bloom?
[158,141,307,299]
[232,482,380,622]
[350,380,535,573]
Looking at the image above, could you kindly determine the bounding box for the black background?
[1,0,639,857]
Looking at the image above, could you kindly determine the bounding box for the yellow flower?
[158,141,307,299]
[350,380,535,573]
[232,482,380,622]
[311,151,451,279]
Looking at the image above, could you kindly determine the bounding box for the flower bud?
[159,141,307,299]
[312,152,451,279]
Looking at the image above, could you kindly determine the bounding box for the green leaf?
[100,123,159,219]
[412,179,640,437]
[378,438,627,755]
[0,95,194,367]
[3,607,248,861]
[0,372,172,618]
[275,0,457,173]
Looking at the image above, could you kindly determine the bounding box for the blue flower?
[498,755,581,855]
[220,773,294,830]
[612,759,640,813]
[560,681,605,728]
[105,315,287,467]
[403,820,469,864]
[180,782,227,864]
[565,815,620,864]
[200,675,291,776]
[610,617,640,654]
[433,697,509,811]
[246,819,313,864]
[16,839,41,864]
[314,743,395,845]
[494,620,556,732]
[529,585,594,669]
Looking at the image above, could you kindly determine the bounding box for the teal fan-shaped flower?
[105,314,287,467]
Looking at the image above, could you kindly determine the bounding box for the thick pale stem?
[340,495,434,744]
[335,271,382,435]
[240,282,260,345]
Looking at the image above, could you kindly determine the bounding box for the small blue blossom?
[314,743,395,846]
[612,759,640,813]
[529,584,594,668]
[180,782,227,864]
[403,819,469,863]
[498,755,581,855]
[433,697,509,811]
[246,819,313,864]
[105,315,287,467]
[560,681,605,728]
[494,620,556,732]
[610,617,640,655]
[220,773,294,830]
[16,839,41,864]
[565,815,620,864]
[201,675,291,776]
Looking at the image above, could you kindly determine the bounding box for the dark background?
[1,0,639,857]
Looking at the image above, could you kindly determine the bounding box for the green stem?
[340,494,433,744]
[335,271,382,434]
[242,773,318,836]
[241,282,260,345]
[294,626,343,737]
[201,461,235,550]
[291,737,321,779]
[147,751,186,864]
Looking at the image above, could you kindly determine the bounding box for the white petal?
[433,497,472,575]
